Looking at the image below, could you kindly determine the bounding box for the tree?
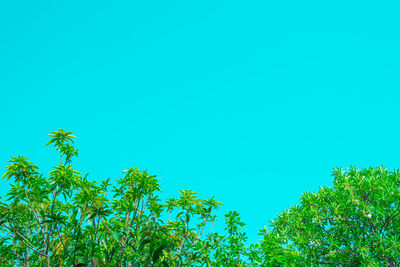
[254,166,400,265]
[0,129,248,266]
[2,129,400,266]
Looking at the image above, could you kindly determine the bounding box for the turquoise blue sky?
[1,0,400,244]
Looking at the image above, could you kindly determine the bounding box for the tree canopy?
[250,166,400,266]
[1,129,399,266]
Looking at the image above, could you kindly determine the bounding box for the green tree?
[0,129,248,266]
[2,129,400,266]
[256,166,400,266]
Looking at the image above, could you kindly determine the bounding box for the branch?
[380,202,400,234]
[182,209,215,256]
[23,184,47,245]
[3,224,45,257]
[44,189,61,264]
[119,192,151,266]
[54,222,74,266]
[72,209,87,265]
[90,216,101,267]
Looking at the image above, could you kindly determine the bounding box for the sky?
[1,0,400,244]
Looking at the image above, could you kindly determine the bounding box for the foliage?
[260,166,400,266]
[1,129,400,266]
[0,129,248,266]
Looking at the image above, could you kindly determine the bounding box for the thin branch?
[380,202,400,234]
[119,192,151,266]
[23,184,47,245]
[90,216,101,267]
[3,224,45,257]
[54,222,74,266]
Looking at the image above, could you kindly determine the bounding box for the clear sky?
[1,0,399,244]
